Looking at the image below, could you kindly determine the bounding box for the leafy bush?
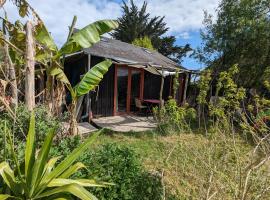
[86,144,141,199]
[0,104,62,145]
[153,98,196,135]
[85,144,163,200]
[51,141,163,200]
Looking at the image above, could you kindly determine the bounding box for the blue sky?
[176,31,204,70]
[2,0,220,70]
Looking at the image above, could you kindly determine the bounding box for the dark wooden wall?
[64,54,87,105]
[64,54,115,118]
[90,56,115,117]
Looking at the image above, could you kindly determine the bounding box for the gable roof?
[82,37,187,72]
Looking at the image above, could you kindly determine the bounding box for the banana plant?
[0,113,109,199]
[34,19,118,135]
[2,0,118,134]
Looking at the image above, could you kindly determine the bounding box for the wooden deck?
[62,122,98,135]
[92,115,157,132]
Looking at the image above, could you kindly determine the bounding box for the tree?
[196,0,270,89]
[156,36,192,63]
[112,1,168,43]
[112,0,191,64]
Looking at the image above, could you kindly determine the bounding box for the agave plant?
[0,113,108,199]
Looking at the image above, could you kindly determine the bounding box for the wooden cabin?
[64,37,191,121]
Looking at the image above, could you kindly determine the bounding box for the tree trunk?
[25,21,35,111]
[4,43,18,107]
[69,99,79,135]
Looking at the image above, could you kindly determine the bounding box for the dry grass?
[93,130,270,199]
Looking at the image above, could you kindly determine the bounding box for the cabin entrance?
[114,65,144,115]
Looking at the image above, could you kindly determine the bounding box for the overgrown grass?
[90,129,269,199]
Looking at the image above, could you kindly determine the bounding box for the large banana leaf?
[36,183,98,200]
[35,23,58,52]
[50,67,70,85]
[74,60,112,97]
[59,20,118,56]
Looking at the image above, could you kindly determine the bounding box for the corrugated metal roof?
[82,37,187,72]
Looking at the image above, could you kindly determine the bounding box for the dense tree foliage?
[112,0,191,63]
[197,0,270,89]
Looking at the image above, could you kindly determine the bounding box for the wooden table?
[143,99,161,104]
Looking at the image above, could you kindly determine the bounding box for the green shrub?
[86,144,141,199]
[0,104,62,143]
[85,143,163,200]
[153,98,196,135]
[51,140,164,200]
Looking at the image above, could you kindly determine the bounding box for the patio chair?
[135,98,149,117]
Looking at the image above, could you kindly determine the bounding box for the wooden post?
[159,68,164,108]
[87,54,92,121]
[139,69,144,100]
[113,65,118,116]
[25,21,35,111]
[182,72,189,105]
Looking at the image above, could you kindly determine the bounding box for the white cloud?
[177,32,191,39]
[133,0,220,35]
[1,0,220,45]
[2,0,122,45]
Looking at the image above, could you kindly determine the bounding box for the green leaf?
[0,162,20,195]
[59,162,86,178]
[50,67,70,85]
[0,194,15,200]
[46,194,73,200]
[74,60,112,97]
[19,3,28,17]
[25,112,35,185]
[35,23,58,52]
[30,128,55,196]
[38,131,101,192]
[59,20,118,56]
[47,178,108,188]
[49,66,75,98]
[42,156,62,178]
[36,183,98,200]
